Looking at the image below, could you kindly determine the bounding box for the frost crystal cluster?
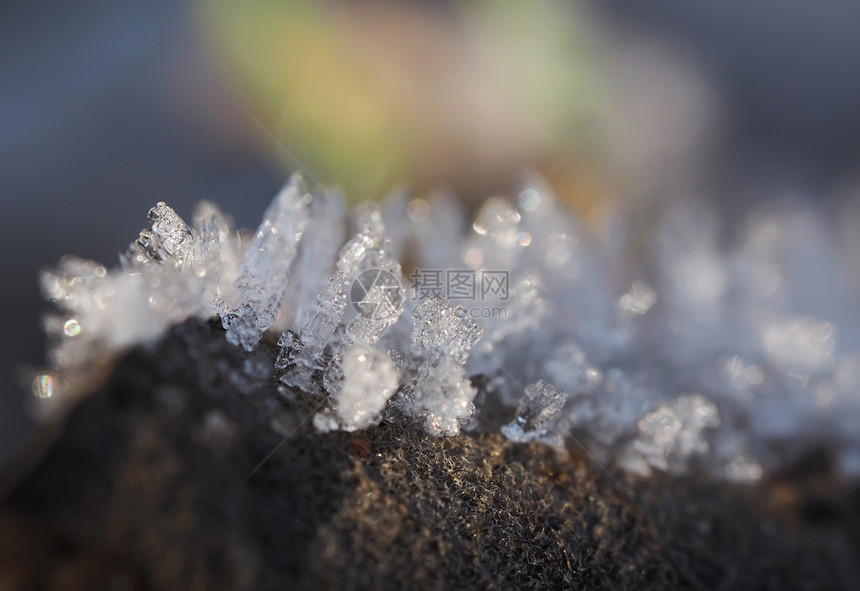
[35,172,860,482]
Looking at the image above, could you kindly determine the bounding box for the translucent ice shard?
[314,343,400,432]
[517,175,590,277]
[335,204,405,348]
[404,355,477,436]
[280,189,344,327]
[274,329,304,370]
[123,202,194,269]
[279,273,350,391]
[226,174,312,351]
[45,201,213,361]
[288,205,404,395]
[192,201,242,313]
[398,298,482,435]
[188,206,222,277]
[501,380,569,444]
[337,204,399,279]
[298,273,351,359]
[410,298,482,365]
[622,394,720,475]
[404,298,480,410]
[345,267,404,345]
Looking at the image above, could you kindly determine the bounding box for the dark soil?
[2,319,858,590]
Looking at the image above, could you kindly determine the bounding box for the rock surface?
[1,320,858,590]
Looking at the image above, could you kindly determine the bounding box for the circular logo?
[350,268,404,320]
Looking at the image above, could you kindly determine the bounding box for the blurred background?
[2,0,860,467]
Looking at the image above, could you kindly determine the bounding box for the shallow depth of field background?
[2,0,860,466]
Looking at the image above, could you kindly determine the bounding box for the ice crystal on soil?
[34,172,860,482]
[501,380,569,444]
[314,342,399,432]
[225,174,312,351]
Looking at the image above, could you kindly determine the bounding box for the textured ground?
[1,319,858,590]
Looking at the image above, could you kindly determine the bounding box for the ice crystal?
[315,343,399,432]
[393,298,483,435]
[334,204,404,350]
[35,170,860,483]
[278,273,350,391]
[281,189,344,327]
[402,355,477,437]
[345,267,404,345]
[192,200,242,314]
[41,256,109,315]
[501,380,569,444]
[619,394,721,476]
[38,200,229,404]
[226,174,312,351]
[336,204,398,279]
[410,298,482,365]
[274,330,304,370]
[125,202,194,268]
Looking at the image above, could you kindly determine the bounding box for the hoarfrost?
[34,171,860,483]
